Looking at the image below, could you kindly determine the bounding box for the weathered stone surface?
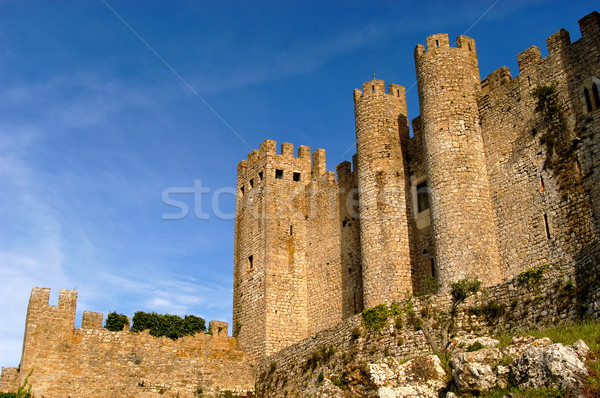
[448,336,500,353]
[512,343,589,391]
[451,347,502,393]
[572,339,591,359]
[368,355,447,398]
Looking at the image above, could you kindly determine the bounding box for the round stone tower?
[414,34,502,289]
[354,80,412,308]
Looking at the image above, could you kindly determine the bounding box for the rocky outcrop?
[360,335,591,397]
[451,336,590,395]
[367,355,448,398]
[512,341,589,392]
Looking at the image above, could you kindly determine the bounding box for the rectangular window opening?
[275,169,283,179]
[584,88,593,112]
[248,255,254,270]
[543,214,551,240]
[416,181,430,213]
[293,172,301,182]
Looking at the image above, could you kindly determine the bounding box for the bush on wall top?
[130,311,206,339]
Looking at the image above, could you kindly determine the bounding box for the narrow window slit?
[584,88,593,112]
[249,178,254,189]
[416,181,430,212]
[248,255,254,270]
[240,186,245,196]
[543,214,551,240]
[258,171,263,182]
[540,176,545,192]
[592,83,600,109]
[289,225,293,236]
[435,39,439,48]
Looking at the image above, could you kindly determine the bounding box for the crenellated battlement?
[481,11,600,101]
[236,139,333,197]
[29,286,77,311]
[414,34,476,58]
[353,80,406,104]
[25,287,226,334]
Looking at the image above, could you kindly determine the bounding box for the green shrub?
[131,311,205,339]
[105,312,129,331]
[362,304,389,333]
[450,278,481,307]
[467,341,484,352]
[0,369,33,398]
[232,321,242,337]
[317,371,324,384]
[481,301,507,324]
[518,263,549,285]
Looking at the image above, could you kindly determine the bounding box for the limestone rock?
[451,353,498,392]
[367,355,447,398]
[316,378,345,398]
[501,336,552,358]
[447,336,500,353]
[571,339,590,359]
[511,342,589,392]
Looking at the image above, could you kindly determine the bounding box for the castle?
[232,11,600,360]
[1,11,599,398]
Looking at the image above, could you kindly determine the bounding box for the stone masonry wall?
[305,159,344,336]
[479,12,600,282]
[4,287,254,397]
[0,367,18,393]
[415,34,503,290]
[354,80,413,307]
[336,157,364,317]
[405,116,436,295]
[255,258,600,397]
[234,140,315,359]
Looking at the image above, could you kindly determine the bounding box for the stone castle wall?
[415,34,502,289]
[1,287,254,398]
[354,81,413,307]
[479,11,600,282]
[233,141,364,360]
[233,11,600,361]
[255,257,600,397]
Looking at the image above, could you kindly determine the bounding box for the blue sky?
[0,1,597,366]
